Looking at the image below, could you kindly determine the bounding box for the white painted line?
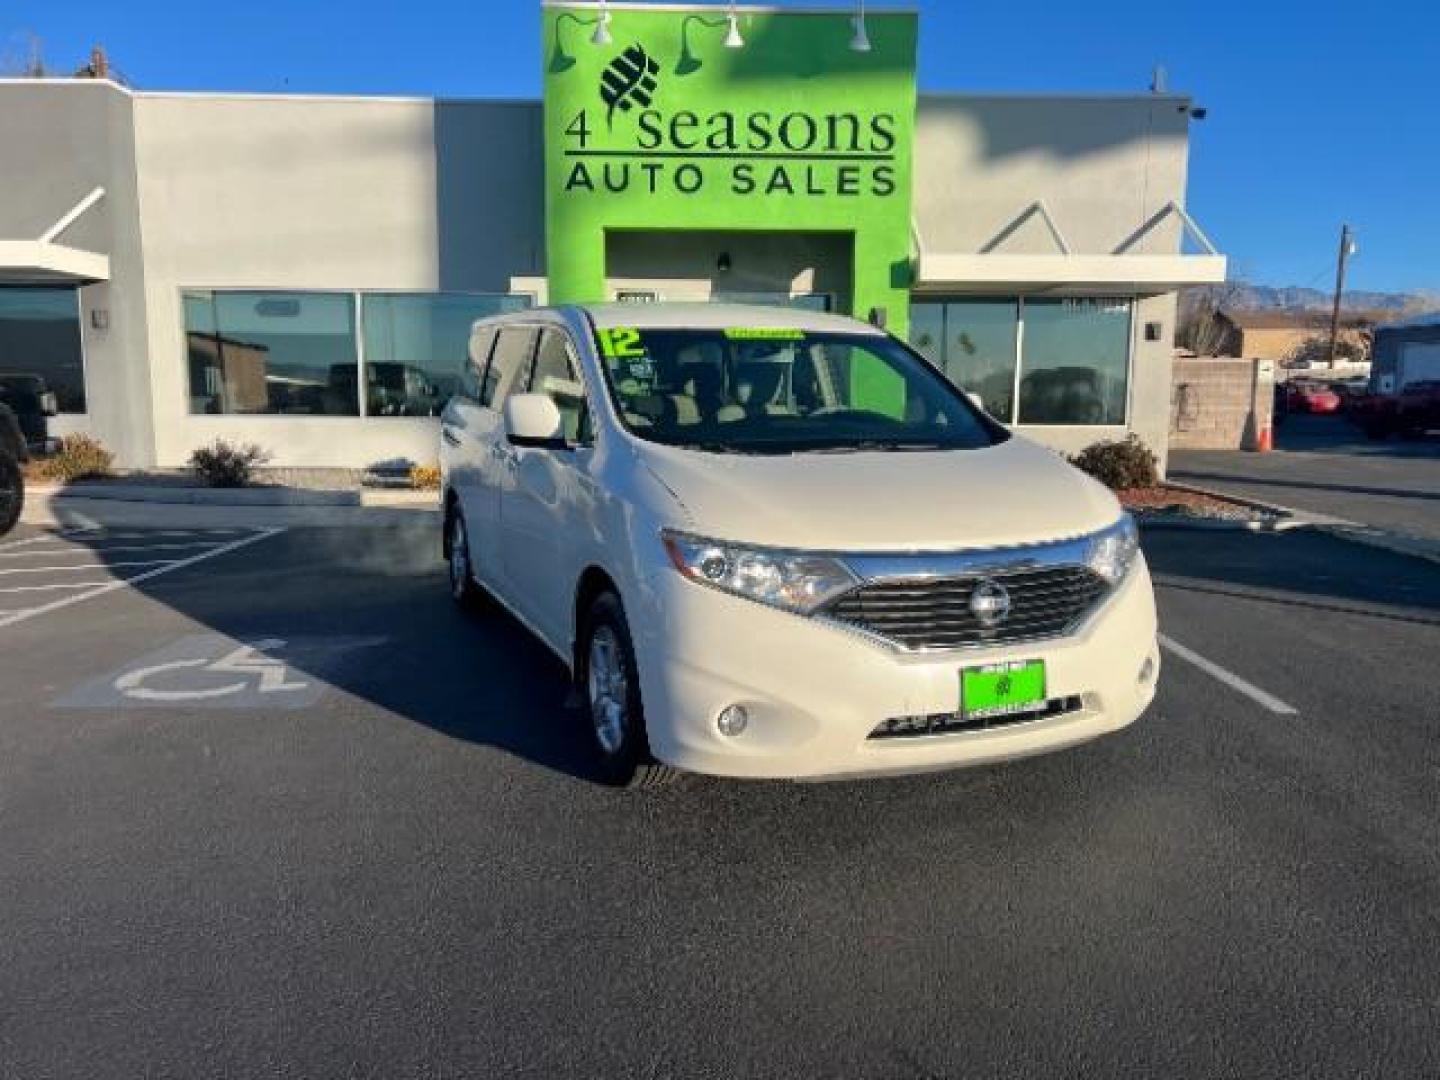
[1158,633,1299,716]
[0,542,226,557]
[0,560,179,575]
[0,535,55,553]
[0,528,286,630]
[0,581,116,594]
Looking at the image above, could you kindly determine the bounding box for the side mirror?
[965,391,986,414]
[504,393,567,450]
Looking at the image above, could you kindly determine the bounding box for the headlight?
[661,530,860,614]
[1085,513,1140,584]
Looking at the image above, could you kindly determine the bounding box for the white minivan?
[440,304,1158,786]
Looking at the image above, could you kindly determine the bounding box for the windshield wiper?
[801,440,950,454]
[686,442,794,456]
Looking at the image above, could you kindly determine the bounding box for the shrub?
[1070,435,1158,491]
[39,435,114,482]
[409,464,441,491]
[189,439,271,488]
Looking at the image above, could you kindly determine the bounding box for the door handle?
[441,428,462,447]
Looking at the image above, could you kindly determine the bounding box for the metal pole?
[1327,224,1351,370]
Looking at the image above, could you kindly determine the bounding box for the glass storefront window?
[1017,298,1131,425]
[943,299,1019,421]
[0,287,86,413]
[361,293,531,417]
[910,296,1131,426]
[185,291,359,415]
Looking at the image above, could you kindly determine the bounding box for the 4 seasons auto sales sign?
[542,3,918,326]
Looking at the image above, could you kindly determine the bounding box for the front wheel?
[447,508,483,607]
[0,452,22,538]
[578,591,682,789]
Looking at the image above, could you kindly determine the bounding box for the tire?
[446,506,484,608]
[578,591,682,789]
[0,452,21,538]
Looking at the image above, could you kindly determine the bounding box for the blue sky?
[4,0,1436,295]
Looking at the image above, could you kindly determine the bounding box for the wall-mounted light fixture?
[89,308,109,331]
[676,14,729,75]
[724,2,745,49]
[591,0,613,46]
[850,0,872,52]
[548,9,611,73]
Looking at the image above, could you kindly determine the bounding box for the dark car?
[0,402,26,537]
[1352,380,1440,440]
[0,373,58,453]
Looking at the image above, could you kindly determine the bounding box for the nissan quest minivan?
[439,304,1158,786]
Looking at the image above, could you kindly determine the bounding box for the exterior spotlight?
[850,1,871,52]
[591,11,612,46]
[724,5,745,48]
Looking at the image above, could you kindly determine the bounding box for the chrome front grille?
[824,565,1108,651]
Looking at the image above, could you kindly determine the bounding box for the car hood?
[636,434,1121,551]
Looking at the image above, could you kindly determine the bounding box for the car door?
[441,325,495,523]
[472,325,539,593]
[498,326,594,646]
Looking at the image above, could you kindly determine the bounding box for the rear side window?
[529,329,588,442]
[481,327,537,409]
[461,328,497,402]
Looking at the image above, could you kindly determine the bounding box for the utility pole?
[1327,224,1356,369]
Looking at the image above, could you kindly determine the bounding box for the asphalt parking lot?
[3,519,1440,1077]
[1171,414,1440,539]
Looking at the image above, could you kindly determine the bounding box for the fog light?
[716,704,749,737]
[1139,657,1156,685]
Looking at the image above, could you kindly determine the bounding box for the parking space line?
[0,561,181,575]
[0,527,287,630]
[1158,633,1299,716]
[0,541,232,557]
[0,581,116,593]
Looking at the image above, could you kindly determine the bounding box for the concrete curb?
[30,482,358,507]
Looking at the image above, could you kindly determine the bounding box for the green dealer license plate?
[961,660,1047,719]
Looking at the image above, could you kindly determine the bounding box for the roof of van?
[578,303,885,335]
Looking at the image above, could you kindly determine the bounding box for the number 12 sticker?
[598,328,645,359]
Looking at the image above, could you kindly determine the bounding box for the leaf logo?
[600,44,660,129]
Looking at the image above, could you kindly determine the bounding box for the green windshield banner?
[542,3,919,332]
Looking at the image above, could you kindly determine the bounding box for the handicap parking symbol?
[55,634,388,710]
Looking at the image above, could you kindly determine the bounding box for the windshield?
[593,326,1006,454]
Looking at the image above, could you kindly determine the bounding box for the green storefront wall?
[542,3,919,335]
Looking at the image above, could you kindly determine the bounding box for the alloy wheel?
[587,624,629,755]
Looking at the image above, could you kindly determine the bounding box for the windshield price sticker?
[723,328,806,341]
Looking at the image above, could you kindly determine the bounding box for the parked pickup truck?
[1352,380,1440,440]
[0,402,25,537]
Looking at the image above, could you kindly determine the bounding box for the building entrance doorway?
[604,230,850,313]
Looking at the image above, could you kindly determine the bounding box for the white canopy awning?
[913,199,1227,296]
[0,186,111,286]
[0,240,111,285]
[913,252,1227,296]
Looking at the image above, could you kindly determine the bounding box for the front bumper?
[629,557,1159,781]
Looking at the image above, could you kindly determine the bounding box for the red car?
[1282,380,1342,415]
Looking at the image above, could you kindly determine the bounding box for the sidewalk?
[21,487,439,530]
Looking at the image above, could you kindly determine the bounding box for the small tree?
[1177,279,1248,356]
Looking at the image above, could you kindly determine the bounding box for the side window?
[461,328,496,402]
[529,329,588,443]
[480,327,537,409]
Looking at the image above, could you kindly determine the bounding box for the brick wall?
[1170,357,1273,450]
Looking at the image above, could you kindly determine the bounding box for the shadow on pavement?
[41,519,607,785]
[1141,527,1440,620]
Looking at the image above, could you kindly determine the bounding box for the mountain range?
[1199,284,1439,314]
